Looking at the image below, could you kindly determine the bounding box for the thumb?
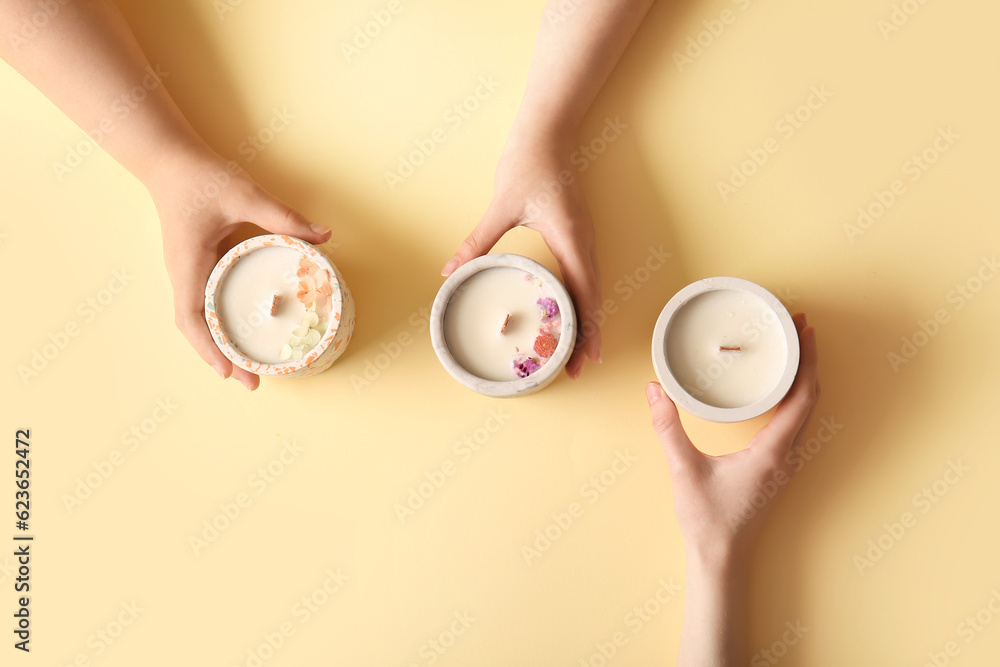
[244,186,332,245]
[442,204,512,276]
[646,382,700,471]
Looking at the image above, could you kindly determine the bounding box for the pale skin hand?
[0,0,329,390]
[646,313,819,666]
[442,0,655,379]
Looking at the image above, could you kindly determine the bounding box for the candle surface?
[665,289,787,409]
[444,267,559,382]
[217,247,310,364]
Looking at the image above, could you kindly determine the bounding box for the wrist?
[504,112,579,162]
[684,537,752,582]
[131,128,217,190]
[138,139,228,198]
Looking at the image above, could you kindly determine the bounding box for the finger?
[175,303,232,378]
[230,365,261,392]
[241,186,332,245]
[646,382,701,472]
[169,248,259,391]
[548,232,602,379]
[177,305,259,392]
[750,316,819,458]
[787,394,820,459]
[442,204,512,277]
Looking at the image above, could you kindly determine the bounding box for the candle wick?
[270,295,281,317]
[500,313,511,335]
[719,345,742,352]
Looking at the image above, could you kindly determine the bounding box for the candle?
[430,254,576,397]
[651,277,799,422]
[204,235,356,378]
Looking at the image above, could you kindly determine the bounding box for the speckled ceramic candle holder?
[651,277,799,422]
[204,234,355,378]
[430,253,577,398]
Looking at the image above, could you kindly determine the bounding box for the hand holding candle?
[152,150,335,391]
[441,0,655,379]
[442,146,600,380]
[646,314,818,665]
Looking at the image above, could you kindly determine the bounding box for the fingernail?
[240,378,255,392]
[645,382,662,404]
[213,364,227,379]
[442,256,460,277]
[801,313,808,326]
[596,345,604,364]
[309,224,331,236]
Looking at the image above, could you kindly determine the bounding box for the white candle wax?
[665,289,787,409]
[443,267,558,382]
[216,247,308,364]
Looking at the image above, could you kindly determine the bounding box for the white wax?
[444,268,553,381]
[666,290,787,409]
[216,247,307,364]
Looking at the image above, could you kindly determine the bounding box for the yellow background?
[2,0,999,664]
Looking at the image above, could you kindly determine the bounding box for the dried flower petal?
[537,297,559,320]
[513,356,541,378]
[533,333,558,358]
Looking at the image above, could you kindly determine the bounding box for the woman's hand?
[442,135,602,378]
[149,148,331,391]
[647,312,819,665]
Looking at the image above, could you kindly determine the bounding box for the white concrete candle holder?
[651,277,799,422]
[430,254,577,398]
